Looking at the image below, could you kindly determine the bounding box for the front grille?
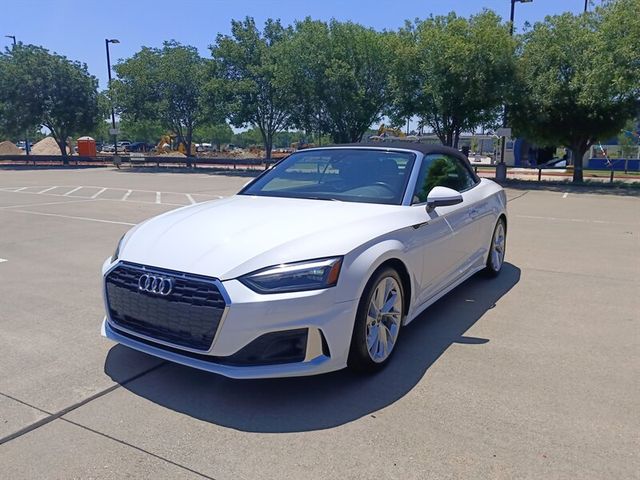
[105,262,227,351]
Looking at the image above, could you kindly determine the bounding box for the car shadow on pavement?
[105,263,520,433]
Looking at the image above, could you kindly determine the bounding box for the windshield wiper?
[301,196,341,202]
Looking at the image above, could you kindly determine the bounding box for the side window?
[412,154,477,204]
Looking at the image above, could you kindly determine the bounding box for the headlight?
[112,235,125,263]
[239,257,343,294]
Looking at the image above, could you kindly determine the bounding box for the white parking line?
[516,214,632,226]
[0,199,95,210]
[63,186,83,196]
[1,209,136,226]
[562,192,569,198]
[91,188,108,199]
[0,185,216,206]
[0,258,7,263]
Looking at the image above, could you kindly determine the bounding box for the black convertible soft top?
[327,141,464,158]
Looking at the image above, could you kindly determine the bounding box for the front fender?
[335,238,417,308]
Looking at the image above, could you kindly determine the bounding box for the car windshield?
[240,149,416,205]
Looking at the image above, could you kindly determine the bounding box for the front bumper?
[102,260,359,379]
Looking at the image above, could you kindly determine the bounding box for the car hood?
[119,195,417,280]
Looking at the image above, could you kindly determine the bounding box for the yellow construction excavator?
[377,124,406,138]
[156,134,196,155]
[156,134,173,153]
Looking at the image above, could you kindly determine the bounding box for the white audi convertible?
[102,143,507,378]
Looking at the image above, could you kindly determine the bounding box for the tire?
[484,217,506,277]
[348,267,405,373]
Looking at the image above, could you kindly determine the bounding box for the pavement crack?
[0,361,166,446]
[60,418,216,480]
[525,266,635,283]
[507,191,529,203]
[0,391,49,414]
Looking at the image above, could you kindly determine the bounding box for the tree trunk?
[453,130,461,149]
[570,146,586,183]
[185,129,193,168]
[264,135,273,162]
[57,138,69,165]
[184,140,191,168]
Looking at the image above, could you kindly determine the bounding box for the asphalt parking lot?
[0,167,638,479]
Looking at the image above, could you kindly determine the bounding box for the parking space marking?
[91,187,108,199]
[0,208,136,226]
[0,198,95,210]
[63,186,83,196]
[562,192,569,198]
[0,258,7,263]
[0,185,220,206]
[516,214,635,226]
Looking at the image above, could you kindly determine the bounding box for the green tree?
[113,41,214,162]
[618,118,640,160]
[119,118,165,143]
[388,11,516,148]
[194,123,233,150]
[211,17,293,160]
[279,19,391,143]
[0,44,99,161]
[511,1,640,182]
[232,128,264,148]
[86,91,112,142]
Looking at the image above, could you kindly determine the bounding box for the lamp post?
[105,38,120,157]
[584,0,588,12]
[496,0,533,181]
[6,35,31,155]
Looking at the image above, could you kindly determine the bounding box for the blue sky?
[5,0,593,89]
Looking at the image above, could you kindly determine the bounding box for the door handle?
[468,208,480,218]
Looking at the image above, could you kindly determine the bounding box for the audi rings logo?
[138,274,173,296]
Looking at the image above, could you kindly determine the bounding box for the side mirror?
[426,186,463,211]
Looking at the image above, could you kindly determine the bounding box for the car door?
[462,179,497,266]
[410,153,479,301]
[408,204,455,307]
[448,155,489,270]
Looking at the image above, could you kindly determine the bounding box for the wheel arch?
[374,258,412,317]
[340,239,417,315]
[499,213,507,232]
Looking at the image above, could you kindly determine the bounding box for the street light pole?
[105,38,120,158]
[584,0,588,12]
[497,0,533,181]
[509,1,516,36]
[5,35,16,46]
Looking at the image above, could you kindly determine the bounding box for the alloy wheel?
[365,276,402,363]
[491,222,506,271]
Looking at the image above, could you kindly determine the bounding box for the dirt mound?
[159,151,186,157]
[0,141,22,155]
[32,136,68,155]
